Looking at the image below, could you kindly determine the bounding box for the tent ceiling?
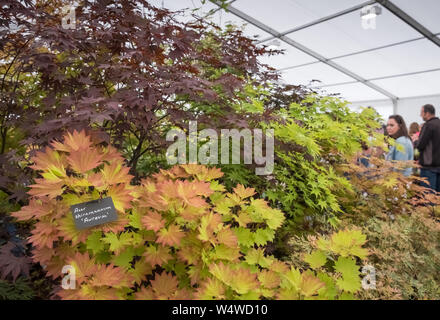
[151,0,440,103]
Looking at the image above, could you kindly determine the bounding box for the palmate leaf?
[51,130,93,153]
[66,252,98,283]
[89,264,134,288]
[100,161,133,186]
[79,285,120,300]
[143,245,172,267]
[107,184,134,212]
[281,266,302,291]
[66,146,104,173]
[304,250,327,269]
[30,146,67,173]
[245,248,273,268]
[180,164,224,181]
[134,287,155,300]
[194,278,226,300]
[253,228,275,246]
[197,212,223,243]
[216,227,238,248]
[102,232,133,254]
[156,224,185,247]
[11,198,49,221]
[129,260,152,285]
[175,180,212,208]
[258,270,280,289]
[333,256,361,293]
[211,244,240,262]
[233,227,254,247]
[28,220,60,249]
[318,228,368,259]
[141,211,165,232]
[300,273,326,297]
[233,184,255,199]
[112,247,136,269]
[0,242,32,282]
[27,178,65,199]
[58,213,91,245]
[86,231,105,255]
[150,272,179,299]
[229,267,260,295]
[336,275,361,293]
[209,262,260,295]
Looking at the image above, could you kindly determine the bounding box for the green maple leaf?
[336,275,361,293]
[86,231,105,255]
[316,272,338,300]
[129,209,142,229]
[334,257,360,278]
[95,250,112,264]
[253,228,275,246]
[304,250,327,269]
[103,232,133,253]
[329,229,368,259]
[129,260,152,284]
[112,246,136,269]
[334,257,361,293]
[264,208,285,230]
[233,227,254,247]
[281,267,301,291]
[211,244,240,261]
[245,248,273,268]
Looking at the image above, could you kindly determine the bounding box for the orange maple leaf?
[141,211,166,232]
[143,245,172,266]
[134,287,155,300]
[90,264,134,288]
[66,252,98,283]
[27,178,65,199]
[150,272,179,299]
[100,161,133,186]
[28,220,59,249]
[175,180,212,207]
[30,147,67,173]
[233,184,256,199]
[156,224,185,247]
[51,130,93,153]
[101,145,125,164]
[11,198,49,221]
[180,164,224,181]
[216,227,238,248]
[107,184,134,212]
[67,147,104,173]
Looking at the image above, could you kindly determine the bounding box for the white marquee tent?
[149,0,440,125]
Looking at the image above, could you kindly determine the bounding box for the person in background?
[386,115,414,176]
[413,104,440,192]
[409,122,420,141]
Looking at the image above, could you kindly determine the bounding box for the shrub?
[12,130,369,300]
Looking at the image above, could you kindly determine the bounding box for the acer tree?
[12,130,369,300]
[0,0,279,184]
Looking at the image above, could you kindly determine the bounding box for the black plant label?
[70,197,118,230]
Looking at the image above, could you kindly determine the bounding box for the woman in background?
[386,115,414,176]
[409,122,420,141]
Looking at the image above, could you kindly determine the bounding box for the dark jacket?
[415,117,440,167]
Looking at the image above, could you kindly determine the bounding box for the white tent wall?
[349,94,440,126]
[394,94,440,126]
